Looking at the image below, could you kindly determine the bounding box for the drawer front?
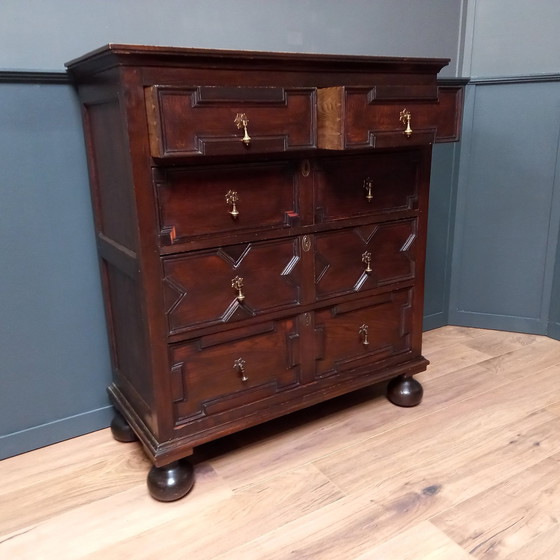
[314,288,413,379]
[155,162,301,246]
[171,318,300,422]
[314,152,419,223]
[163,238,303,335]
[314,219,417,300]
[318,86,461,149]
[146,85,316,158]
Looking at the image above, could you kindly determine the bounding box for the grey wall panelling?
[0,77,113,459]
[424,142,462,330]
[449,77,560,335]
[451,0,560,340]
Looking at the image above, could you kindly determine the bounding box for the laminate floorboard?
[2,326,560,559]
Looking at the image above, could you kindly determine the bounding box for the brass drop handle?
[226,190,240,218]
[400,109,412,137]
[233,357,248,382]
[363,177,374,202]
[232,275,245,302]
[234,113,251,146]
[359,324,369,346]
[362,251,373,273]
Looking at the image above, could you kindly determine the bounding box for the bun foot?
[147,460,195,502]
[110,410,138,443]
[387,375,423,407]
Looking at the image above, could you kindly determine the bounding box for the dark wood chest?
[67,45,462,501]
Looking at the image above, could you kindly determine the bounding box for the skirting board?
[448,309,548,336]
[423,312,449,332]
[548,321,560,341]
[0,406,113,461]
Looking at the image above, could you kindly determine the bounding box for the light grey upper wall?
[463,0,560,77]
[1,0,464,76]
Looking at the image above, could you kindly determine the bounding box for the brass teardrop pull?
[234,113,251,146]
[231,276,245,302]
[363,177,374,202]
[226,190,240,218]
[359,324,369,346]
[362,251,372,273]
[400,109,412,137]
[233,357,248,382]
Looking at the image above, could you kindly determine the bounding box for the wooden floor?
[2,326,560,559]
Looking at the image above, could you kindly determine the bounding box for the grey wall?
[550,240,560,339]
[464,0,560,78]
[1,0,463,76]
[0,82,113,458]
[424,142,462,329]
[450,0,560,337]
[0,0,466,459]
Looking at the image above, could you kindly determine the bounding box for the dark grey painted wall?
[0,81,113,458]
[550,239,560,340]
[0,0,465,459]
[424,143,462,330]
[449,79,560,334]
[450,0,560,338]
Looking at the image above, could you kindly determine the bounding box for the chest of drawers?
[67,45,462,501]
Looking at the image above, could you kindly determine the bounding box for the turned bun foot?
[147,460,195,502]
[387,375,423,407]
[110,410,139,443]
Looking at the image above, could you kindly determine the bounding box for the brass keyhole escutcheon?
[226,190,240,218]
[232,276,245,302]
[234,113,251,146]
[233,357,248,382]
[359,324,369,346]
[363,177,374,202]
[400,109,412,137]
[362,251,372,273]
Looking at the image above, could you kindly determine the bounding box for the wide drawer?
[314,288,413,379]
[163,237,303,336]
[317,85,462,149]
[146,85,316,158]
[170,318,301,423]
[314,219,417,300]
[313,152,420,223]
[154,161,301,246]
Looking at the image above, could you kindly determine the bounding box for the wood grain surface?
[2,326,560,559]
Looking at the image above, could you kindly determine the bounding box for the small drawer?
[146,85,317,158]
[163,238,303,336]
[314,219,417,300]
[314,288,413,379]
[154,162,301,246]
[317,85,462,149]
[170,318,301,423]
[313,152,420,223]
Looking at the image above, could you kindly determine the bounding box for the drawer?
[314,219,417,300]
[314,288,413,379]
[146,85,316,158]
[163,237,303,336]
[154,161,301,246]
[317,85,462,149]
[170,318,300,423]
[313,152,419,223]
